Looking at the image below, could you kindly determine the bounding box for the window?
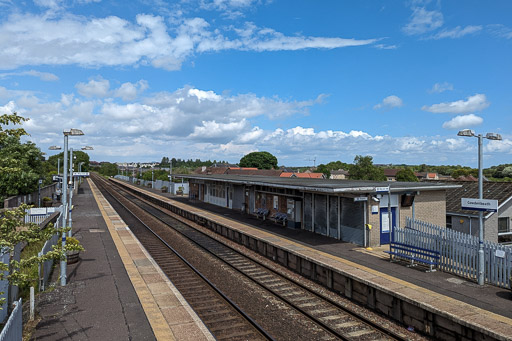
[498,217,509,233]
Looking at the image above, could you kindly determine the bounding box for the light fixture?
[49,145,62,150]
[485,132,502,141]
[63,128,84,136]
[81,146,94,150]
[457,129,475,137]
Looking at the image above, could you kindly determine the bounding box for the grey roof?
[445,181,512,217]
[174,174,460,194]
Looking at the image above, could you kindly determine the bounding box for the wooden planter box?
[67,251,80,264]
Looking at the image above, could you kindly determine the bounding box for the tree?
[239,151,278,170]
[98,162,118,176]
[348,155,386,181]
[0,113,82,311]
[0,113,46,204]
[316,164,331,178]
[395,168,419,182]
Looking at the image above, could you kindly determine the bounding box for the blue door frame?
[380,207,396,245]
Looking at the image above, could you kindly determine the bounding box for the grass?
[18,239,47,299]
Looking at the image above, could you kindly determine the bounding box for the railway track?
[94,176,271,341]
[95,175,420,340]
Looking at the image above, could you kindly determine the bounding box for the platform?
[31,179,214,341]
[120,179,512,341]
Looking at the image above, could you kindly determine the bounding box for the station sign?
[73,172,90,177]
[461,198,498,212]
[375,186,390,193]
[353,197,368,202]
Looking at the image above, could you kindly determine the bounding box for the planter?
[67,251,80,264]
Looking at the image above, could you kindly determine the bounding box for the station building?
[176,174,460,247]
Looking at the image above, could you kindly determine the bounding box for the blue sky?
[0,0,511,167]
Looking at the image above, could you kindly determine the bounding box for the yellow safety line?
[89,179,176,341]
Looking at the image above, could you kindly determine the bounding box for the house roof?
[280,172,324,179]
[331,169,349,175]
[175,174,460,194]
[445,181,512,216]
[383,169,400,177]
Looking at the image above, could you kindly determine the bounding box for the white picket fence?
[396,217,512,288]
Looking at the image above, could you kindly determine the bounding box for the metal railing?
[0,299,22,341]
[396,217,512,288]
[24,206,62,224]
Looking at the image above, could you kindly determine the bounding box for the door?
[380,207,396,245]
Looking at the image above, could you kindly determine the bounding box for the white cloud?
[0,70,59,81]
[422,94,489,114]
[431,138,467,151]
[0,100,16,115]
[487,24,512,39]
[403,7,443,35]
[485,139,512,153]
[442,114,483,130]
[189,119,250,141]
[76,78,110,98]
[373,95,403,110]
[428,82,453,93]
[114,80,149,101]
[0,12,378,71]
[430,25,482,39]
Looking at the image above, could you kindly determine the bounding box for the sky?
[0,0,511,167]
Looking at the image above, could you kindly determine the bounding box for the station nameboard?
[461,198,498,212]
[353,197,368,202]
[375,186,390,193]
[73,172,90,177]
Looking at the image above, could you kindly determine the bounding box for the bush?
[161,186,168,192]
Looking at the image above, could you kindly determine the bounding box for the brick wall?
[406,190,446,227]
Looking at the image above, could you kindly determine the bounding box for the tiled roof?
[445,181,512,215]
[280,172,324,179]
[383,169,400,177]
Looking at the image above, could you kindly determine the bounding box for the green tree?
[48,150,90,172]
[395,168,419,182]
[0,112,46,203]
[348,155,386,181]
[98,162,118,176]
[239,151,278,170]
[316,164,331,178]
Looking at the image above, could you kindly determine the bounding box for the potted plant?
[64,237,84,264]
[42,196,52,207]
[161,186,168,193]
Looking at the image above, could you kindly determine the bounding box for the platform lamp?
[49,145,62,176]
[61,128,84,287]
[457,129,502,285]
[80,146,94,184]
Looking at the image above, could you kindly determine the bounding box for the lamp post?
[49,145,62,192]
[457,129,502,285]
[61,129,84,286]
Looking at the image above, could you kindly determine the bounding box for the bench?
[384,242,440,272]
[271,212,288,226]
[254,208,269,220]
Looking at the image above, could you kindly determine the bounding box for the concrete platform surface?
[31,179,214,341]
